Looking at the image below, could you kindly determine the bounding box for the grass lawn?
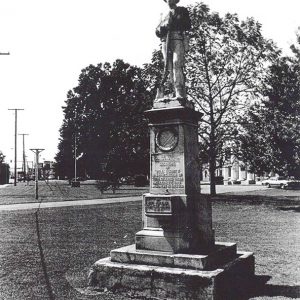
[0,181,148,205]
[0,196,299,300]
[0,202,142,300]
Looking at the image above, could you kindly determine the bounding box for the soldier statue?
[155,0,191,101]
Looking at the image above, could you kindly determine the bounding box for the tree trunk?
[209,124,217,196]
[209,155,216,196]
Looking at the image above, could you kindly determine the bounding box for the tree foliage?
[290,27,300,60]
[240,52,300,177]
[185,3,278,194]
[141,49,164,93]
[55,60,152,180]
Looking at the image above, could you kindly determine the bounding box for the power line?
[8,108,24,186]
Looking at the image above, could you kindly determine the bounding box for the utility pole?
[30,149,44,200]
[74,112,77,182]
[26,160,33,178]
[74,130,77,181]
[71,112,80,187]
[8,108,24,186]
[19,134,29,181]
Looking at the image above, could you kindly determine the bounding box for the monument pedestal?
[89,243,255,300]
[89,105,255,299]
[136,106,215,254]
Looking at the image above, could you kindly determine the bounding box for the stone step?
[111,242,237,271]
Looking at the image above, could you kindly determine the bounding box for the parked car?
[69,177,85,183]
[261,176,300,189]
[227,178,241,185]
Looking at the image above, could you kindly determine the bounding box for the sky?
[0,0,299,170]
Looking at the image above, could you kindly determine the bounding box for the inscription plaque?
[145,196,172,216]
[151,153,184,190]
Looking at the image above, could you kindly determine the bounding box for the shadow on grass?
[208,194,300,206]
[35,211,55,300]
[250,275,300,299]
[277,206,300,212]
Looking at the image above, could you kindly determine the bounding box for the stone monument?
[88,1,255,298]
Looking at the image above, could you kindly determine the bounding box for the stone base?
[88,243,255,300]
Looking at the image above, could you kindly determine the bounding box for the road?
[201,184,268,194]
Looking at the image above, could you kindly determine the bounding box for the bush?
[96,178,120,194]
[134,174,149,187]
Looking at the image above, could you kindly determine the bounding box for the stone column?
[135,107,215,254]
[239,165,247,181]
[223,166,229,180]
[246,170,256,184]
[231,162,239,181]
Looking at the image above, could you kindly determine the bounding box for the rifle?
[159,12,172,88]
[155,12,173,100]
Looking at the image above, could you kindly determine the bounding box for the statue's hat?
[164,0,180,3]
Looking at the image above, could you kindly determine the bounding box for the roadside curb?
[0,196,142,211]
[0,184,10,189]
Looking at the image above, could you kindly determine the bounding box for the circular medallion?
[156,127,179,152]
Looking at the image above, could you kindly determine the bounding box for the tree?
[55,60,152,180]
[0,151,5,164]
[290,27,300,60]
[238,104,275,176]
[0,151,10,185]
[142,49,164,93]
[185,3,278,194]
[240,54,300,178]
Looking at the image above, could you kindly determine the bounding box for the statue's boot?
[174,84,186,101]
[155,86,165,101]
